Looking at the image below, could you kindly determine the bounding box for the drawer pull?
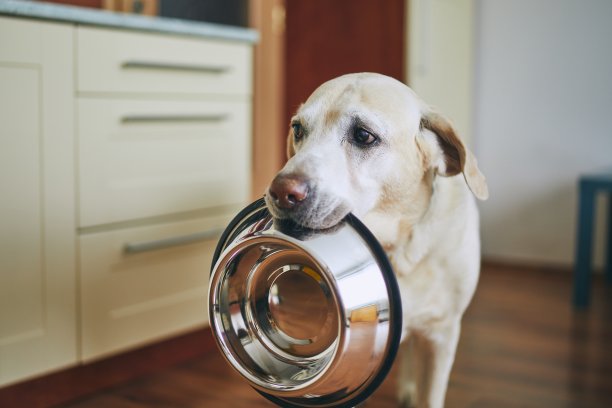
[124,228,224,254]
[121,114,228,124]
[121,60,231,74]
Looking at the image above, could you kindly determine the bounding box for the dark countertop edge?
[0,0,259,43]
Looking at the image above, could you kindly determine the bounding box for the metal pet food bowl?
[208,198,402,407]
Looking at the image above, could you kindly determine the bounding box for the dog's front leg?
[397,336,418,407]
[398,321,461,408]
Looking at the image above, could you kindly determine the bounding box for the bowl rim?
[209,197,403,408]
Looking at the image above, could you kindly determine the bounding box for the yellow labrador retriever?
[265,73,488,408]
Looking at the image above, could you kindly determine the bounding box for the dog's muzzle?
[265,173,351,230]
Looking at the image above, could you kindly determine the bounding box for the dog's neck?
[363,172,463,276]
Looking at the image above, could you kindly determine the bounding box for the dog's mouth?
[264,192,351,231]
[271,217,347,240]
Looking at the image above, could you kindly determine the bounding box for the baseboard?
[481,257,573,274]
[0,327,216,408]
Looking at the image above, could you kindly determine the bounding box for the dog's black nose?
[268,174,309,209]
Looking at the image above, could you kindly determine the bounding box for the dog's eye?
[352,127,378,146]
[292,123,304,141]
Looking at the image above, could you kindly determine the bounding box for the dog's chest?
[365,216,451,326]
[391,257,451,326]
[385,238,476,333]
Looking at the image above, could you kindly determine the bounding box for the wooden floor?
[64,264,612,408]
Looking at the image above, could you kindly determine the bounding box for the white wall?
[408,0,475,144]
[474,0,612,267]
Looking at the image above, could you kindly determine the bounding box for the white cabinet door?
[79,214,230,361]
[77,98,252,227]
[0,18,77,386]
[77,26,252,96]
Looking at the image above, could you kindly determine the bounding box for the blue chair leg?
[606,192,612,285]
[574,180,595,308]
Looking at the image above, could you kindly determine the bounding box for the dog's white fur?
[265,73,488,408]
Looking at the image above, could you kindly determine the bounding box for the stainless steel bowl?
[208,198,402,407]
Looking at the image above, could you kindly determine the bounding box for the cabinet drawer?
[77,27,252,95]
[78,98,251,227]
[79,215,228,361]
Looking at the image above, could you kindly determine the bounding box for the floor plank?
[65,264,612,407]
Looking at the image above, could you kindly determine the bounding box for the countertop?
[0,0,258,43]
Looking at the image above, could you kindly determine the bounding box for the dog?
[264,73,488,407]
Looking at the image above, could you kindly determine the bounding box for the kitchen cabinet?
[79,214,230,361]
[75,26,252,361]
[0,15,253,386]
[77,26,252,95]
[0,17,77,386]
[77,98,251,227]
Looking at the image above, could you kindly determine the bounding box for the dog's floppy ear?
[418,111,489,200]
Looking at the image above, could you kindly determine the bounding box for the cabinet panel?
[0,17,41,64]
[0,21,76,387]
[77,26,252,95]
[0,67,44,348]
[78,98,251,227]
[79,215,229,361]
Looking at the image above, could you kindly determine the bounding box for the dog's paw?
[398,384,417,408]
[398,396,417,408]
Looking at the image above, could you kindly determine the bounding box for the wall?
[474,0,612,267]
[408,0,475,144]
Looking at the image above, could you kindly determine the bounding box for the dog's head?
[265,73,488,230]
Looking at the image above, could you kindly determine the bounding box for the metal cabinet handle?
[121,60,231,74]
[124,228,225,254]
[120,113,228,124]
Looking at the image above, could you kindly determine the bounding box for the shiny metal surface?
[209,199,401,407]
